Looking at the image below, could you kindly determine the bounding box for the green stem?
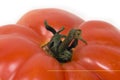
[43,21,87,63]
[58,29,81,53]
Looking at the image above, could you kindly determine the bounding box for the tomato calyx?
[42,21,87,63]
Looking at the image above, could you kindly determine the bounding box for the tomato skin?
[13,53,64,80]
[76,45,120,80]
[73,20,120,80]
[79,20,120,46]
[0,35,41,80]
[13,52,99,80]
[17,8,84,45]
[62,62,100,80]
[0,24,41,44]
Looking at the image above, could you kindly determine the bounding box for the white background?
[0,0,120,29]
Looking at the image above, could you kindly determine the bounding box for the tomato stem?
[43,21,87,63]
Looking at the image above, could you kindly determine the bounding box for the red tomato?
[1,8,120,80]
[17,8,84,45]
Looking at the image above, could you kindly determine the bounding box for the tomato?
[17,8,84,45]
[1,8,120,80]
